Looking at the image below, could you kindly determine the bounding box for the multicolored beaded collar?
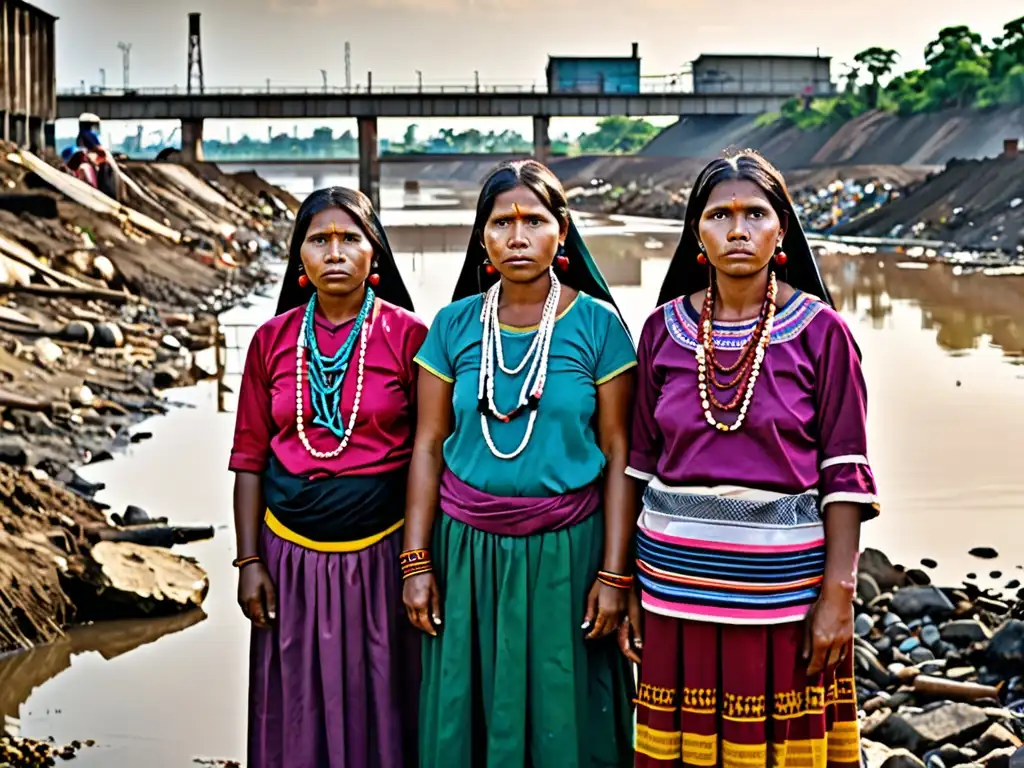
[664,290,826,352]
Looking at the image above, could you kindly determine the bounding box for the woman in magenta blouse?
[623,152,878,768]
[229,187,425,767]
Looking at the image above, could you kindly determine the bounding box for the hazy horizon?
[38,0,1023,143]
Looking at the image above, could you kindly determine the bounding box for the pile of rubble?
[0,146,295,661]
[855,548,1024,768]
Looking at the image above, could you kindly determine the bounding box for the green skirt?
[419,511,635,768]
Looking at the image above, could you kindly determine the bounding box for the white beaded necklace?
[478,267,560,460]
[294,306,370,459]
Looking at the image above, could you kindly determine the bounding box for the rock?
[947,667,978,681]
[863,548,910,591]
[969,548,999,560]
[883,750,928,768]
[864,739,896,768]
[910,647,937,665]
[161,334,183,351]
[68,541,209,619]
[883,612,906,628]
[922,559,939,569]
[905,703,991,751]
[60,320,95,344]
[907,569,933,586]
[860,572,883,602]
[856,644,897,689]
[936,744,973,768]
[921,624,942,648]
[857,613,877,637]
[976,598,1010,614]
[966,724,1022,756]
[892,587,956,622]
[942,621,993,646]
[990,572,1003,580]
[980,747,1018,768]
[901,637,923,653]
[92,322,124,348]
[864,712,923,753]
[1006,580,1021,590]
[33,337,62,363]
[986,620,1024,676]
[154,365,182,389]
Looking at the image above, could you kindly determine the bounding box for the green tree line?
[774,14,1024,129]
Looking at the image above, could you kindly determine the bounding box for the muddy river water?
[2,190,1023,767]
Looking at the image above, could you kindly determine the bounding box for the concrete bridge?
[57,86,786,209]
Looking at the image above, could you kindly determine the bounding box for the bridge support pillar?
[532,115,550,165]
[180,118,205,163]
[358,116,380,212]
[44,122,55,150]
[10,115,26,148]
[28,118,44,154]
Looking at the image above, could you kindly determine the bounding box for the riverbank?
[0,145,295,670]
[558,153,1024,261]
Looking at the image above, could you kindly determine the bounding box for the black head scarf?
[656,151,834,308]
[276,187,414,315]
[449,160,624,323]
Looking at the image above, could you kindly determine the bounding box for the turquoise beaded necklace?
[301,287,376,439]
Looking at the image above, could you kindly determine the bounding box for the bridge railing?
[56,79,709,98]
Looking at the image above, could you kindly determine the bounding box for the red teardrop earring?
[555,245,569,271]
[697,251,708,265]
[367,260,380,286]
[775,250,788,266]
[297,273,310,288]
[484,260,497,276]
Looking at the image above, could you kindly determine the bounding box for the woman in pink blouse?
[229,187,425,768]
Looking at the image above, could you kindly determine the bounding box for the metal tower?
[345,42,351,91]
[187,13,205,94]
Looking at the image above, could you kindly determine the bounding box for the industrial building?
[691,54,834,97]
[546,43,641,94]
[0,0,57,150]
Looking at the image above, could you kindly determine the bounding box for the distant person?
[229,187,424,768]
[61,145,98,188]
[75,113,124,202]
[404,160,637,766]
[624,150,877,767]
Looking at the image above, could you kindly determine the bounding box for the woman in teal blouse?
[402,159,638,767]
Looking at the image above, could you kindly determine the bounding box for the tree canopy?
[774,14,1024,129]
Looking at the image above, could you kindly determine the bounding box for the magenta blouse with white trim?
[628,291,879,519]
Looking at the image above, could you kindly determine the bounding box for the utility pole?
[187,13,205,94]
[117,42,132,90]
[416,70,422,91]
[99,68,106,90]
[344,42,351,92]
[321,69,328,92]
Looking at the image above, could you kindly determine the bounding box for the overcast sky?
[37,0,1022,143]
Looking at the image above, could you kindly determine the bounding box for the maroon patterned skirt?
[635,613,860,768]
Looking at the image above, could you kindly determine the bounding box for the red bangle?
[400,549,432,579]
[597,570,634,590]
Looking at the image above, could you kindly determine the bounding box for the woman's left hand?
[583,580,627,640]
[803,581,854,676]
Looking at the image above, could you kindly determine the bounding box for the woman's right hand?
[238,562,277,630]
[403,572,442,636]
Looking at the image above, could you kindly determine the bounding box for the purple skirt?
[248,525,419,768]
